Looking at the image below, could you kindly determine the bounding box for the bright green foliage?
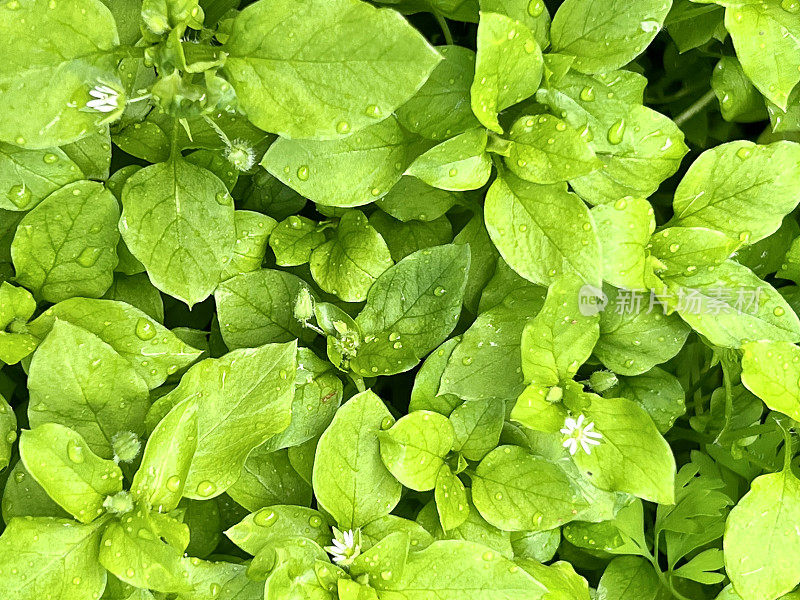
[471,12,543,133]
[119,157,236,306]
[309,211,393,302]
[1,1,799,599]
[12,181,120,303]
[222,0,440,140]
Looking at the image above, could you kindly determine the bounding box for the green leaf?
[449,398,504,461]
[0,143,83,211]
[370,211,454,262]
[662,260,800,348]
[132,398,198,512]
[596,556,670,600]
[571,393,676,504]
[226,446,311,511]
[263,117,424,207]
[409,337,463,416]
[377,539,549,599]
[595,285,691,376]
[711,56,768,123]
[269,215,327,267]
[479,0,551,48]
[472,445,584,531]
[485,171,601,287]
[19,423,123,522]
[440,291,542,404]
[0,0,121,148]
[310,211,393,302]
[519,275,600,387]
[102,272,165,322]
[222,0,440,140]
[406,128,492,191]
[350,244,470,377]
[260,347,344,452]
[376,177,459,222]
[351,531,410,589]
[434,466,469,531]
[99,507,192,594]
[741,340,800,420]
[150,342,297,499]
[216,269,316,349]
[396,45,482,141]
[62,127,112,181]
[379,410,455,491]
[569,105,688,205]
[614,368,686,433]
[648,227,737,276]
[670,141,800,245]
[12,180,120,303]
[2,462,71,521]
[504,114,601,184]
[550,0,672,74]
[0,395,15,471]
[0,516,108,600]
[516,560,592,600]
[722,0,800,110]
[591,197,655,290]
[471,12,543,134]
[313,390,401,529]
[0,282,38,364]
[27,319,149,458]
[28,298,202,389]
[120,156,235,306]
[220,210,276,281]
[724,470,800,600]
[225,505,332,555]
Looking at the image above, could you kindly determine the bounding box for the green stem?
[435,13,454,45]
[203,115,232,148]
[741,449,777,473]
[782,424,795,473]
[714,364,734,443]
[674,89,717,126]
[718,423,779,444]
[349,373,366,393]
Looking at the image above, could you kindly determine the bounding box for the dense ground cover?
[1,0,800,599]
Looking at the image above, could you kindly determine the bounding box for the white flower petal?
[575,414,585,427]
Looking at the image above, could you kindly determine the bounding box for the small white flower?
[560,414,603,455]
[86,84,120,113]
[324,527,362,566]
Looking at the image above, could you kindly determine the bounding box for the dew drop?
[336,121,350,134]
[380,416,394,430]
[527,0,544,17]
[774,306,786,317]
[309,515,323,527]
[135,317,156,341]
[297,166,309,181]
[196,480,216,498]
[736,146,752,160]
[43,153,58,164]
[781,0,799,12]
[614,198,627,210]
[166,476,181,492]
[579,86,595,102]
[7,184,31,209]
[607,119,626,145]
[434,286,447,296]
[67,440,85,464]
